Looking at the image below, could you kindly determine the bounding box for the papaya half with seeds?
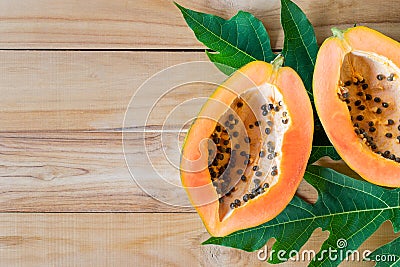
[313,26,400,187]
[180,57,313,237]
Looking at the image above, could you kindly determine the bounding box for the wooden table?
[0,1,399,266]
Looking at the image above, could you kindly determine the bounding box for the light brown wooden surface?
[0,51,210,131]
[0,131,193,212]
[0,0,398,49]
[1,0,399,266]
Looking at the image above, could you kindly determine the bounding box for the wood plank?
[0,0,399,49]
[0,131,190,212]
[0,51,217,131]
[0,131,325,212]
[0,213,397,267]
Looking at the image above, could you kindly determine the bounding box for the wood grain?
[0,130,325,212]
[0,213,396,267]
[0,51,215,131]
[0,0,399,49]
[0,131,188,212]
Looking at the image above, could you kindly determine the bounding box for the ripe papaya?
[181,57,313,236]
[314,26,400,187]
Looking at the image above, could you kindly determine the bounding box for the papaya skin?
[313,26,400,187]
[181,60,313,237]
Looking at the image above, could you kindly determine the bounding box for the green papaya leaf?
[281,0,318,100]
[203,165,400,267]
[308,146,341,164]
[369,236,400,266]
[175,2,276,75]
[280,0,332,146]
[312,123,332,146]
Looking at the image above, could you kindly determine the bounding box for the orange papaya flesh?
[181,58,313,237]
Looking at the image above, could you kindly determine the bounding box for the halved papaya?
[181,57,313,237]
[313,26,400,187]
